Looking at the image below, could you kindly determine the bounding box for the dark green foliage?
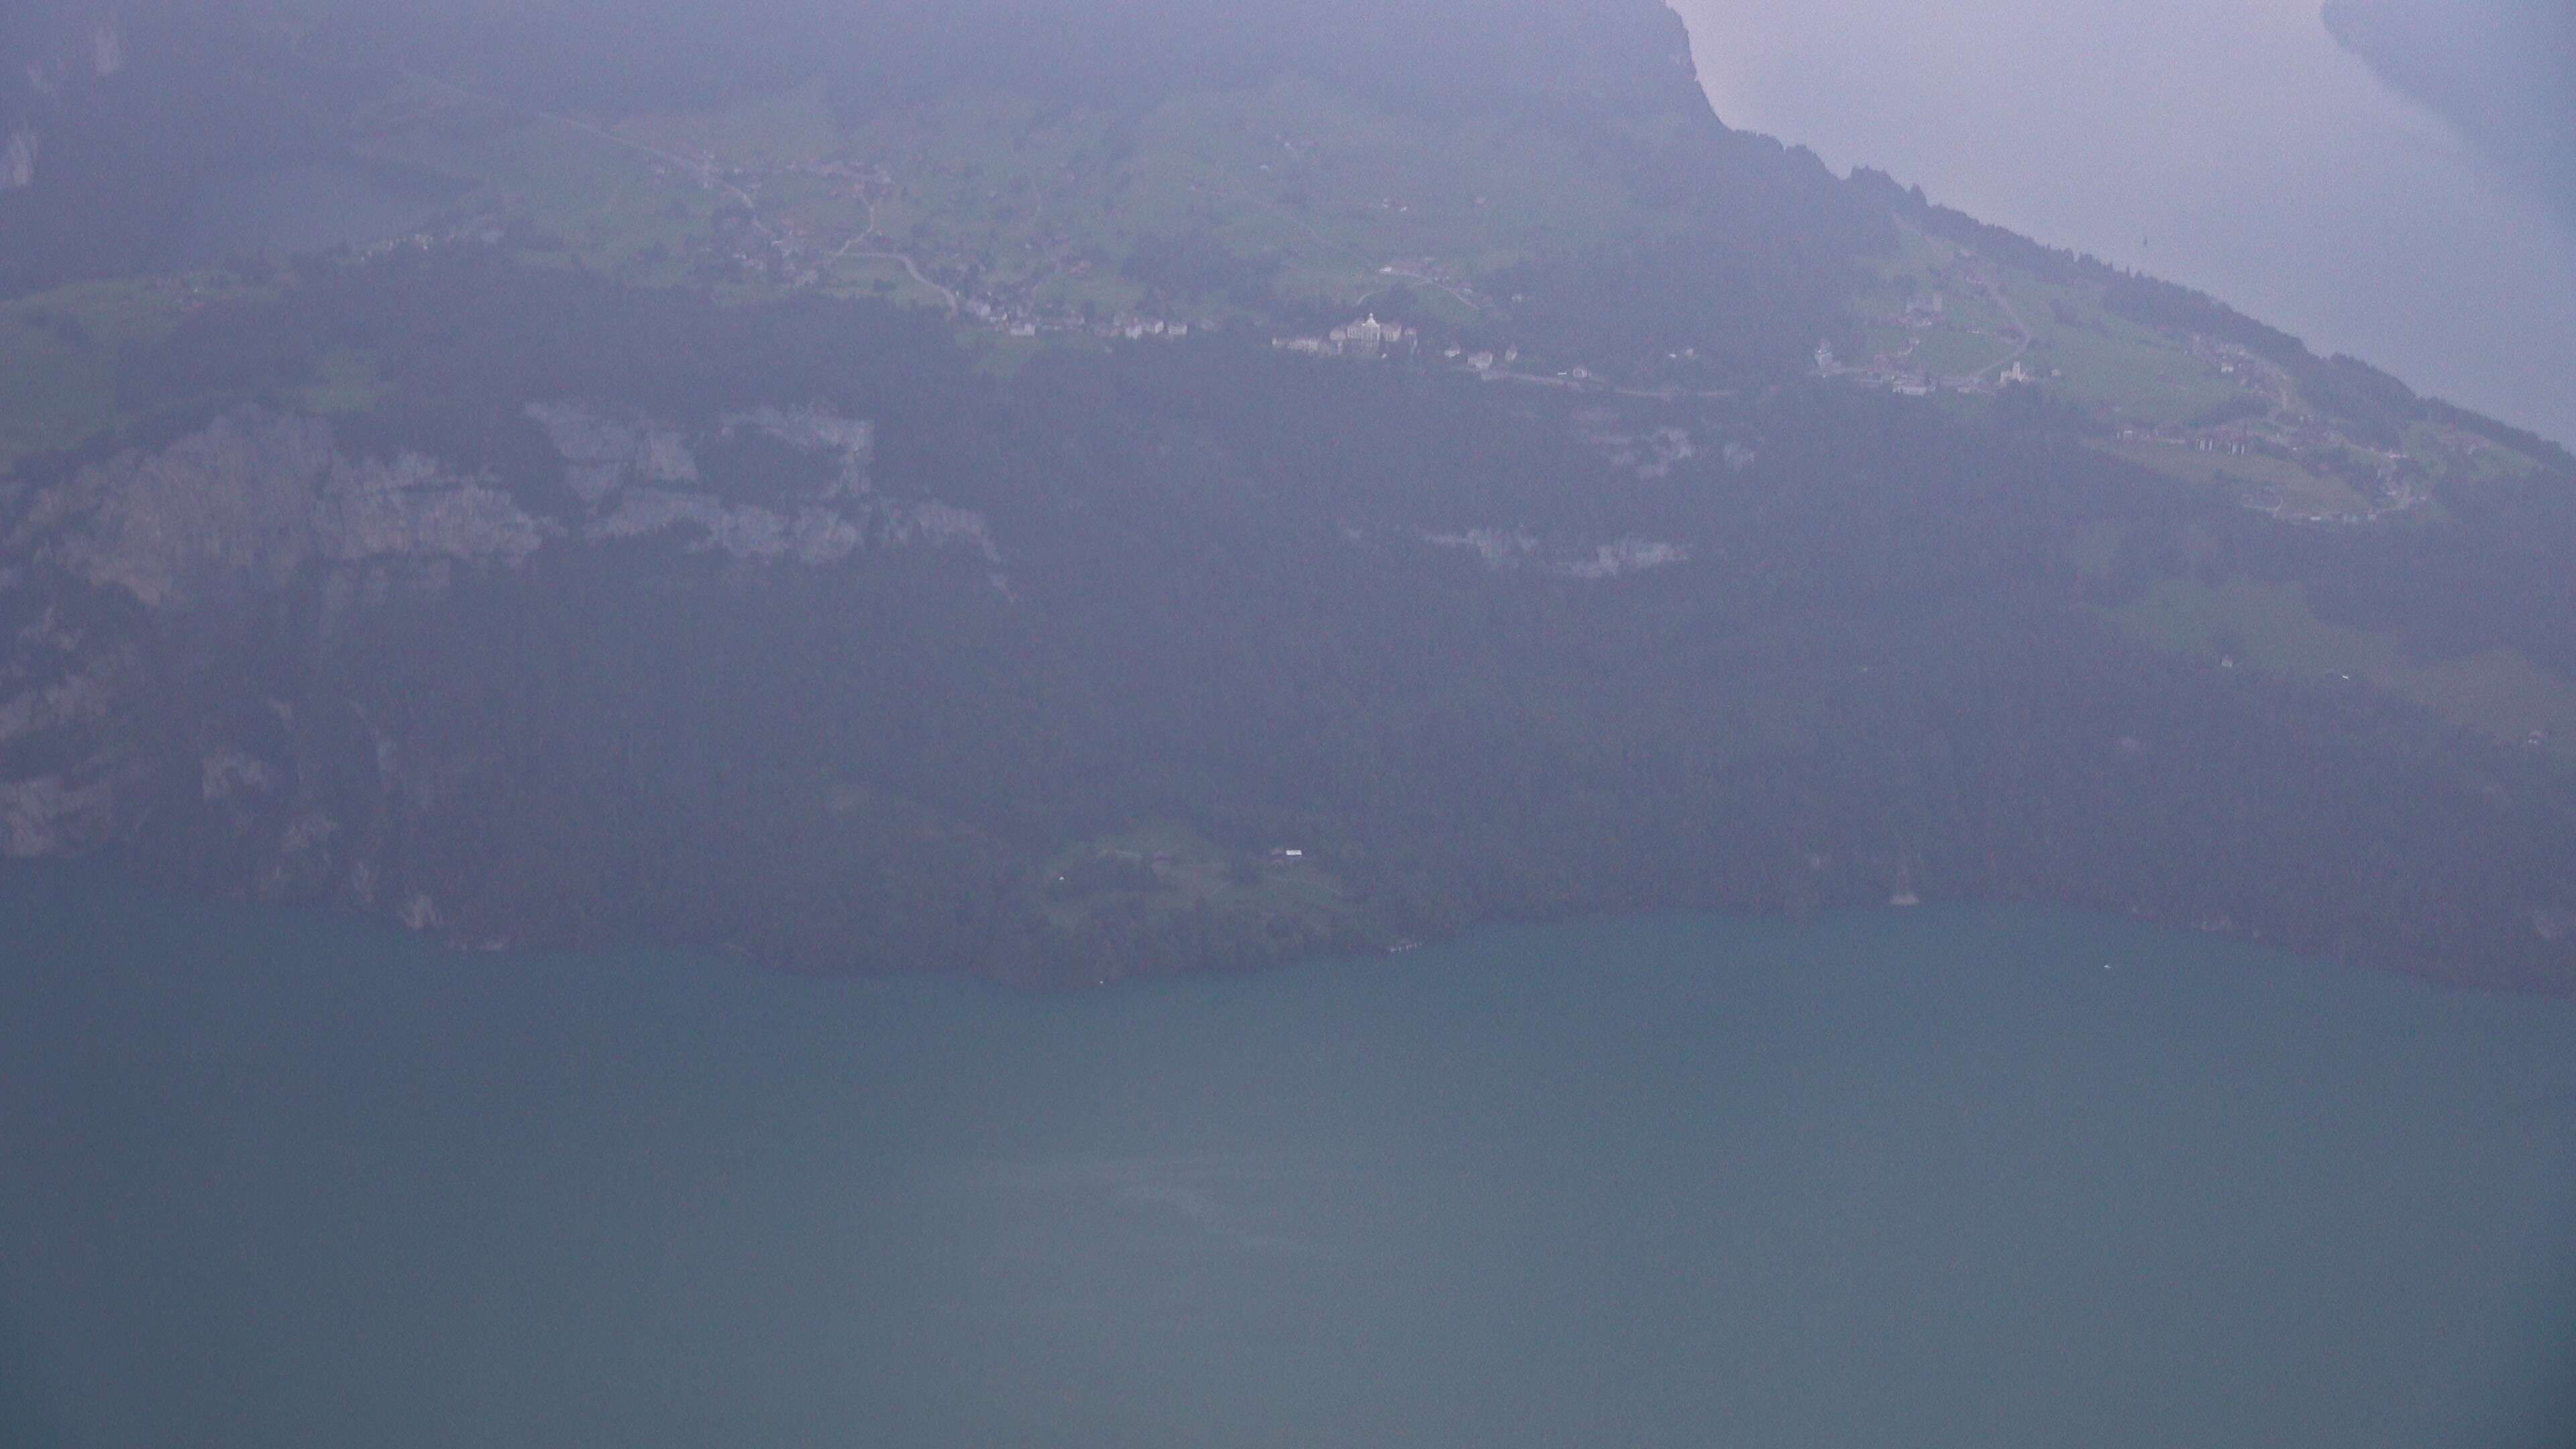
[2100,273,2310,367]
[2187,393,2272,429]
[86,260,2576,989]
[2296,354,2418,447]
[1120,232,1283,308]
[8,0,2573,991]
[1499,231,1856,383]
[126,250,971,470]
[1854,167,2123,294]
[0,13,388,297]
[290,0,1713,132]
[1463,125,1891,383]
[1998,382,2113,437]
[2422,396,2576,476]
[0,0,1719,299]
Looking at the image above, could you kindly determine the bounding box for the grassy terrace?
[1854,224,2557,524]
[814,78,1660,317]
[1042,820,1358,944]
[0,276,269,476]
[7,66,2559,547]
[344,67,2548,529]
[1851,225,2245,423]
[348,70,1671,325]
[0,71,1668,486]
[2116,577,2576,760]
[352,79,732,290]
[2093,439,2379,521]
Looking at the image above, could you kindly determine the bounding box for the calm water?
[3,867,2574,1448]
[1676,0,2576,447]
[168,160,454,269]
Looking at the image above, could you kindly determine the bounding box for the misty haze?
[1675,0,2576,446]
[2,2,2573,1446]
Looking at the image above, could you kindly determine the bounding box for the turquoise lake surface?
[3,867,2573,1447]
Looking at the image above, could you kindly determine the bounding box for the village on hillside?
[1825,239,2544,525]
[338,73,2550,531]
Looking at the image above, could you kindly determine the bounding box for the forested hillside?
[1,0,2571,989]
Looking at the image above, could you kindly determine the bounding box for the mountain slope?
[1,0,2571,989]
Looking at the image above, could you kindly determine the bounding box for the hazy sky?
[1670,0,2576,443]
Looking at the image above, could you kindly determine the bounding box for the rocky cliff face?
[3,5,119,184]
[0,402,1000,939]
[529,402,1002,573]
[0,129,34,191]
[26,413,551,609]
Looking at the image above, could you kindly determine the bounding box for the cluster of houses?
[1271,321,1546,382]
[1813,341,2041,398]
[959,296,1197,342]
[1106,316,1192,341]
[610,145,1525,374]
[2113,424,2265,458]
[1275,313,1419,359]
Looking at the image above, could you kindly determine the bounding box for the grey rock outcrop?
[0,661,115,749]
[90,22,125,80]
[1422,528,1686,578]
[525,402,702,504]
[532,400,996,570]
[0,398,1004,947]
[1,129,38,191]
[0,773,114,857]
[34,412,549,608]
[0,410,555,875]
[1558,537,1689,579]
[721,405,875,498]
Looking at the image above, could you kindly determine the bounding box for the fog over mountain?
[2326,0,2576,227]
[1675,0,2576,447]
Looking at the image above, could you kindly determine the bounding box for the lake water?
[1675,0,2576,447]
[167,160,454,270]
[3,867,2574,1448]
